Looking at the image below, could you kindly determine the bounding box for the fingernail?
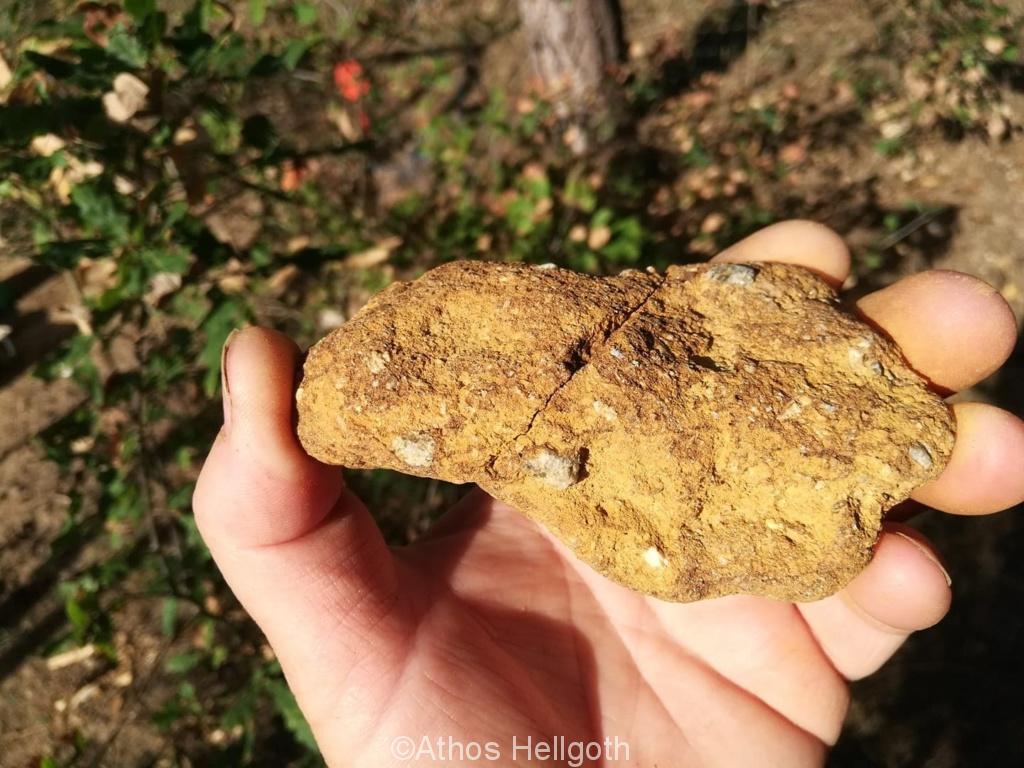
[891,530,953,587]
[221,328,241,429]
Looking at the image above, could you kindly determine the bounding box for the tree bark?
[516,0,624,144]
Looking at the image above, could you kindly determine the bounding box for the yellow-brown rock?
[296,261,955,602]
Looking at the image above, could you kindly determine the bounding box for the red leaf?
[333,59,371,102]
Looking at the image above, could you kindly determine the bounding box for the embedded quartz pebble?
[296,260,955,602]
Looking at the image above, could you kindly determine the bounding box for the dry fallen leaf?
[206,191,264,251]
[265,264,300,296]
[328,103,362,142]
[983,36,1006,56]
[76,257,118,298]
[30,133,66,157]
[587,225,612,250]
[144,272,183,305]
[779,141,807,165]
[49,157,105,203]
[700,212,726,234]
[114,175,136,195]
[218,274,249,293]
[344,236,402,269]
[46,644,97,670]
[0,52,13,94]
[173,124,198,145]
[18,36,73,57]
[103,73,149,123]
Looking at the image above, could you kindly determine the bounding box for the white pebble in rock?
[908,442,933,470]
[523,449,580,490]
[707,263,758,286]
[392,433,435,468]
[643,546,668,568]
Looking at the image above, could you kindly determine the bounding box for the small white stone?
[707,263,757,286]
[592,400,617,421]
[610,346,623,359]
[908,442,933,469]
[392,433,435,468]
[778,401,803,421]
[366,349,391,374]
[523,449,580,490]
[643,546,668,568]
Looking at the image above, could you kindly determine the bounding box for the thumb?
[193,327,398,718]
[198,326,343,547]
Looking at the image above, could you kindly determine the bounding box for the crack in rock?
[485,274,667,477]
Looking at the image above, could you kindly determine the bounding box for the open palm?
[194,222,1024,767]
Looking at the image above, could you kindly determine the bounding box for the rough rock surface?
[296,260,955,602]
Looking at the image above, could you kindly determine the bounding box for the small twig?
[875,209,945,252]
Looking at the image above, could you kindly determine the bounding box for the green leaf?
[161,598,179,637]
[563,171,596,213]
[601,216,643,264]
[264,679,318,751]
[197,108,241,153]
[205,34,250,77]
[167,482,195,510]
[35,239,109,270]
[590,207,613,229]
[211,644,229,668]
[169,285,212,324]
[281,38,315,70]
[249,0,267,25]
[125,0,156,23]
[141,245,191,275]
[107,27,148,68]
[505,195,535,236]
[65,599,90,639]
[199,299,246,395]
[71,183,131,243]
[294,2,317,26]
[165,650,202,674]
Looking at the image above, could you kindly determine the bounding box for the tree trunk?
[516,0,624,147]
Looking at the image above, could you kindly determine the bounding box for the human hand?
[193,221,1024,767]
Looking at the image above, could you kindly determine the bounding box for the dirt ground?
[2,0,1024,765]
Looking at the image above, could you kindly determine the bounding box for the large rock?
[296,261,955,602]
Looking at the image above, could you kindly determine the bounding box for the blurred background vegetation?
[0,0,1022,765]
